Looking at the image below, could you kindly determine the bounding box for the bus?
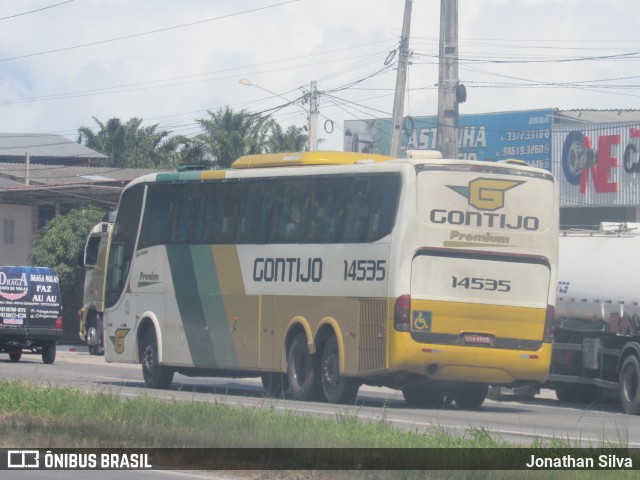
[103,150,558,408]
[78,216,113,355]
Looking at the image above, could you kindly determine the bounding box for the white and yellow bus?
[103,150,558,408]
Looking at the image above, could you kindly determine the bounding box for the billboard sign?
[344,109,553,170]
[553,123,640,207]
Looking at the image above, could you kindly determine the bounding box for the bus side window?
[272,180,310,243]
[105,185,144,308]
[365,175,400,242]
[84,236,101,267]
[342,178,371,243]
[175,184,201,243]
[140,185,174,248]
[309,177,347,243]
[237,181,259,243]
[218,183,239,244]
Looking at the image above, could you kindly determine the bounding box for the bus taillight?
[56,316,63,330]
[394,295,411,332]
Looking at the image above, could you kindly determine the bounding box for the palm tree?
[195,107,275,168]
[77,117,127,167]
[267,124,308,153]
[78,117,198,168]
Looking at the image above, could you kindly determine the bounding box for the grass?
[0,380,637,479]
[0,380,510,449]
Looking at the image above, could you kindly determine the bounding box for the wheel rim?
[143,345,155,373]
[87,327,97,345]
[322,351,340,390]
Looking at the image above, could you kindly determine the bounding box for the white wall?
[0,204,34,265]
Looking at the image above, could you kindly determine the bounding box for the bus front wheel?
[320,336,360,404]
[140,329,174,389]
[287,333,321,401]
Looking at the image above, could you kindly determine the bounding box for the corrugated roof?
[0,133,107,159]
[0,162,160,187]
[0,163,165,207]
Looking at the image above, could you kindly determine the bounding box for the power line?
[0,0,302,63]
[0,0,74,21]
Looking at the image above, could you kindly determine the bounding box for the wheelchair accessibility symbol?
[411,311,432,332]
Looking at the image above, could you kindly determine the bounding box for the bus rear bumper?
[388,341,552,385]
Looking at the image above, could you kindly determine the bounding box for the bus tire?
[140,329,174,389]
[452,383,488,410]
[619,354,640,415]
[86,313,104,356]
[287,332,321,401]
[9,348,22,362]
[320,336,360,404]
[42,343,56,365]
[401,382,446,408]
[261,372,289,398]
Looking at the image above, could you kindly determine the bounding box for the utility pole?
[390,0,412,158]
[308,80,318,151]
[436,0,460,159]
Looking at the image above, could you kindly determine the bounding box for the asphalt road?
[2,348,640,449]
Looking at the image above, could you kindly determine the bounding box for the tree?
[78,117,201,168]
[28,207,106,339]
[195,107,276,168]
[267,124,308,152]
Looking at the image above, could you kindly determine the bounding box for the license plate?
[462,333,493,345]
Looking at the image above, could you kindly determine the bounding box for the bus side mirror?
[77,248,85,267]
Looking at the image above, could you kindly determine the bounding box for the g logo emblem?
[448,178,524,211]
[110,328,130,354]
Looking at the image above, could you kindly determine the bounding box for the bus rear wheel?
[287,332,321,401]
[452,383,488,410]
[140,329,174,389]
[320,336,360,404]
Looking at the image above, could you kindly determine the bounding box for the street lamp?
[238,78,292,104]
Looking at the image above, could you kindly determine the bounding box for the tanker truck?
[550,222,640,414]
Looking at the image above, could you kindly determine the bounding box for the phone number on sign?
[504,129,550,141]
[502,144,549,156]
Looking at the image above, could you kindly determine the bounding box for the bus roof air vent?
[405,150,443,160]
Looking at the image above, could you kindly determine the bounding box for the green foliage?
[78,117,203,168]
[268,123,308,152]
[196,106,274,168]
[27,207,106,338]
[78,110,309,170]
[195,106,309,168]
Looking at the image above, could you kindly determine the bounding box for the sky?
[0,0,638,152]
